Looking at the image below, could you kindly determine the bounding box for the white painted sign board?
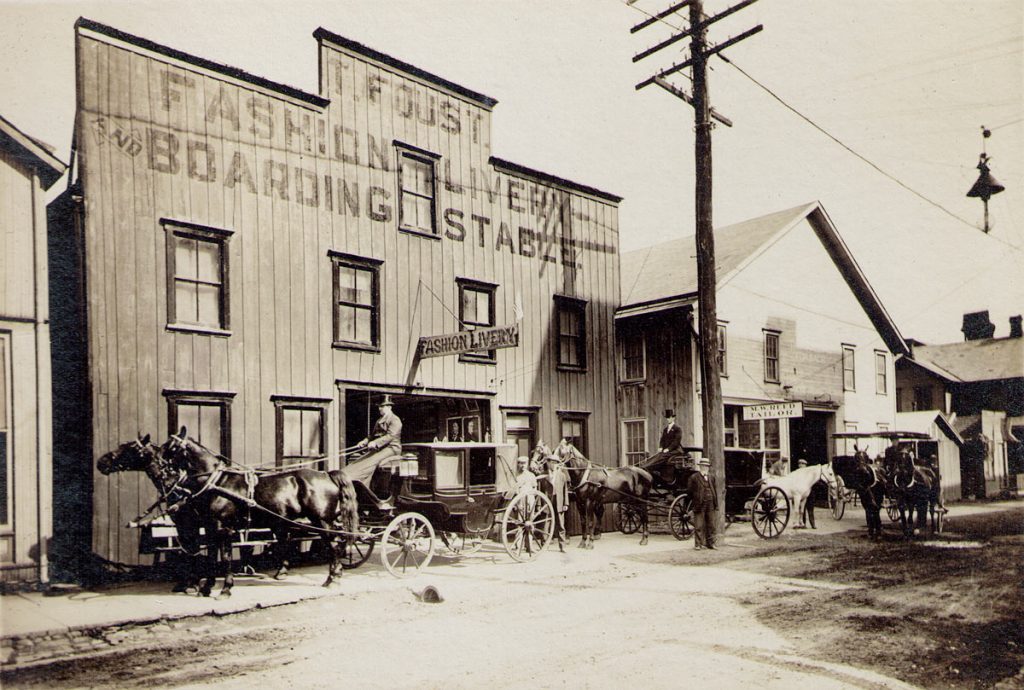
[743,402,804,420]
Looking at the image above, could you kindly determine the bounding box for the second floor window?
[717,323,728,376]
[458,278,496,363]
[556,296,587,371]
[398,148,438,236]
[621,333,645,381]
[331,252,381,351]
[165,221,231,332]
[875,351,888,394]
[842,345,856,391]
[764,330,780,383]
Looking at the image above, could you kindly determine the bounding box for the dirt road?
[4,504,1021,689]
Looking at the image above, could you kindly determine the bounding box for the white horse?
[759,463,837,528]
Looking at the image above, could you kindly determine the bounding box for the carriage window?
[165,391,233,458]
[434,451,464,490]
[621,334,645,382]
[622,419,647,466]
[331,252,381,351]
[274,398,328,468]
[398,147,438,237]
[559,413,588,456]
[717,323,728,377]
[842,345,856,391]
[165,221,231,333]
[763,330,780,383]
[555,296,587,371]
[875,351,888,394]
[458,278,497,363]
[468,448,496,487]
[0,334,9,526]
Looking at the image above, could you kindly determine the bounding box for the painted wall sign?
[743,402,804,421]
[418,324,520,359]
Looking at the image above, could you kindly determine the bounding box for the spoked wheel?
[829,487,846,521]
[750,486,790,539]
[669,494,694,540]
[340,532,375,569]
[440,531,484,556]
[381,512,435,578]
[617,503,642,534]
[501,490,555,562]
[886,500,899,523]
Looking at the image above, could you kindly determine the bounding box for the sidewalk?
[2,498,1018,670]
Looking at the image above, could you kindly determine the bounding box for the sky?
[1,0,1021,343]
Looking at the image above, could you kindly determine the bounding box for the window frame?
[272,395,330,469]
[717,322,728,377]
[163,389,235,459]
[842,344,856,392]
[457,277,498,364]
[558,411,589,457]
[874,350,888,395]
[621,418,648,467]
[763,330,781,384]
[329,250,383,352]
[0,331,11,528]
[620,332,646,383]
[554,295,587,372]
[395,141,440,239]
[912,385,933,411]
[163,218,233,336]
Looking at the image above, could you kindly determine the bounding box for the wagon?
[344,442,555,577]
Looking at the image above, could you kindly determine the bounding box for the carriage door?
[503,410,536,457]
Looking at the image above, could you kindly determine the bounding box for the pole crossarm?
[633,0,759,63]
[630,0,694,34]
[653,77,733,126]
[635,24,763,90]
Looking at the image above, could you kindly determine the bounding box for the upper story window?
[164,389,234,458]
[763,330,780,383]
[0,333,10,526]
[396,143,439,237]
[555,295,587,372]
[458,278,497,364]
[330,251,382,352]
[621,333,646,382]
[717,323,728,377]
[875,350,888,394]
[164,219,232,335]
[913,385,933,411]
[842,345,856,391]
[273,396,328,469]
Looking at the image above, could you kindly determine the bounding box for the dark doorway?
[788,411,832,469]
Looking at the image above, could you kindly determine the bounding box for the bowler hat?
[697,457,711,466]
[664,409,675,418]
[379,395,394,407]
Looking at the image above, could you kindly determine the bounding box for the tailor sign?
[418,324,520,359]
[743,402,804,421]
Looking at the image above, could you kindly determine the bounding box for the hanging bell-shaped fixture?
[966,154,1005,202]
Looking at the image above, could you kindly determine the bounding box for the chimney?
[1010,315,1023,338]
[962,311,995,341]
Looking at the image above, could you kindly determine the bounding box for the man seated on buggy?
[640,409,693,488]
[344,396,403,491]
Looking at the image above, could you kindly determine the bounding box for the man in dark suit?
[658,409,683,457]
[686,457,718,549]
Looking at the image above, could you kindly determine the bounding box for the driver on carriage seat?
[344,396,403,487]
[645,409,685,468]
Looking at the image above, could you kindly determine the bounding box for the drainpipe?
[31,171,51,585]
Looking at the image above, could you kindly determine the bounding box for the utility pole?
[632,0,761,528]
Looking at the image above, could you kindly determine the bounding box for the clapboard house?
[616,202,907,469]
[52,19,621,566]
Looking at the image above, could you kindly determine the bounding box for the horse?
[146,428,358,597]
[537,440,653,549]
[832,448,887,539]
[757,463,837,529]
[882,446,942,536]
[97,434,207,593]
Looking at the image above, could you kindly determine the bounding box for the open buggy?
[344,442,555,576]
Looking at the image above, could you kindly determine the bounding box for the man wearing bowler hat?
[345,395,403,485]
[686,457,718,549]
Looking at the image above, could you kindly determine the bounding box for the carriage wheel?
[669,494,694,540]
[501,490,555,563]
[340,532,375,569]
[381,513,435,578]
[750,486,789,539]
[886,500,899,523]
[829,487,846,521]
[440,531,484,556]
[617,503,642,535]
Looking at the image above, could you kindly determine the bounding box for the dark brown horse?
[832,448,887,539]
[538,440,653,549]
[882,446,942,536]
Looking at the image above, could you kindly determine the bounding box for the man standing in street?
[686,457,718,550]
[534,453,571,552]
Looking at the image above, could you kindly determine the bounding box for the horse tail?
[329,470,360,535]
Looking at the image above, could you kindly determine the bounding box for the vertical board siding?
[78,31,621,563]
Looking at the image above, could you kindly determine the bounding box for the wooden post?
[690,0,727,529]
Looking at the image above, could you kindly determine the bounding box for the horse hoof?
[215,591,232,600]
[322,579,340,588]
[639,538,648,546]
[273,571,288,581]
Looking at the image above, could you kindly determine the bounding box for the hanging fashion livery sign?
[418,324,520,359]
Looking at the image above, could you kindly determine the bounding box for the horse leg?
[198,521,219,597]
[593,503,604,541]
[577,497,588,548]
[272,527,291,580]
[216,530,235,599]
[639,504,649,546]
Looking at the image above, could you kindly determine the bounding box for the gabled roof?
[0,113,66,189]
[618,201,909,355]
[911,337,1024,383]
[896,353,963,383]
[895,410,965,447]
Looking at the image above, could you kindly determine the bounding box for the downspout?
[31,171,52,585]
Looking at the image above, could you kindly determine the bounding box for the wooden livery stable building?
[53,19,622,567]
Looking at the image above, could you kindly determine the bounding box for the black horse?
[832,449,887,539]
[882,446,942,536]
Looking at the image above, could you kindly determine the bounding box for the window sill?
[459,354,497,365]
[166,323,232,338]
[557,364,588,374]
[333,341,381,353]
[619,377,646,385]
[399,227,441,241]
